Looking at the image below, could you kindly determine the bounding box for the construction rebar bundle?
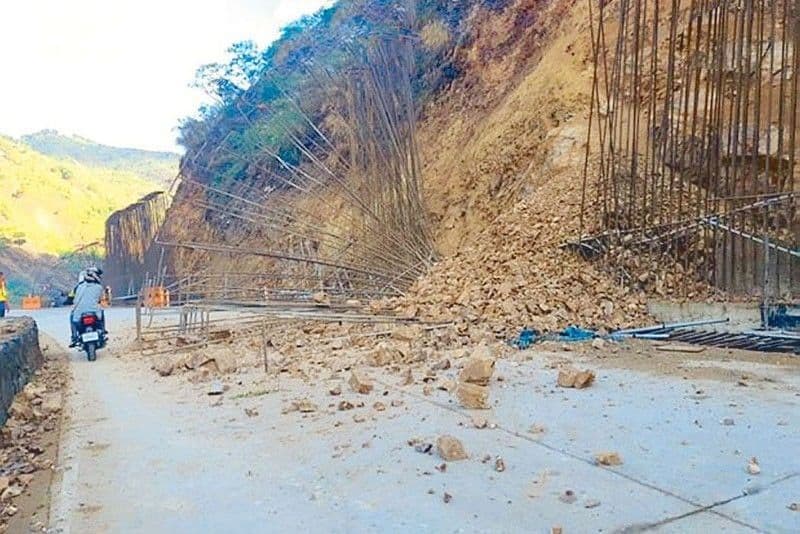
[158,0,437,304]
[581,0,800,298]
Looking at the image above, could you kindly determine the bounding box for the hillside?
[162,0,626,328]
[0,135,158,256]
[159,0,797,331]
[21,130,179,186]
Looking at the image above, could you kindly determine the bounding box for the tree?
[192,40,267,105]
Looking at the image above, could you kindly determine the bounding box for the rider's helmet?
[85,267,103,283]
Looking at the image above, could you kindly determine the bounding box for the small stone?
[494,457,506,472]
[595,451,623,466]
[436,435,468,461]
[22,383,46,401]
[584,499,601,509]
[207,380,225,396]
[349,371,374,394]
[747,457,761,475]
[1,485,23,500]
[296,400,318,413]
[390,399,404,407]
[353,414,367,423]
[367,344,401,367]
[337,400,354,411]
[9,399,33,421]
[400,368,414,386]
[559,489,577,504]
[472,415,488,429]
[153,356,175,377]
[528,423,547,437]
[431,359,451,371]
[438,380,457,392]
[788,502,799,511]
[443,492,452,504]
[721,417,735,426]
[244,407,259,417]
[551,527,563,534]
[329,386,342,396]
[414,442,433,454]
[591,338,606,350]
[373,401,386,412]
[41,394,61,414]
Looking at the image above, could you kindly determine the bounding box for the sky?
[0,0,333,152]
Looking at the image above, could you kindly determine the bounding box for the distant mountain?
[0,135,157,256]
[21,129,179,185]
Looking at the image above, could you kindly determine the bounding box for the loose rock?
[456,382,489,409]
[494,457,506,472]
[458,352,495,386]
[436,435,468,461]
[557,368,595,389]
[349,371,374,394]
[747,457,761,475]
[559,489,577,504]
[472,415,488,429]
[595,451,623,466]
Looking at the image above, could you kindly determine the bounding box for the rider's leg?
[70,315,78,345]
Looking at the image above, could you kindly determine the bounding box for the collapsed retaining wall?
[0,317,43,425]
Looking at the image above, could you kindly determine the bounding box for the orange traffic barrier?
[21,295,42,310]
[143,286,170,308]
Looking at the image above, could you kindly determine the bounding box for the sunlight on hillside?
[0,136,158,255]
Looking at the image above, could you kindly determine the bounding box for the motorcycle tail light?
[82,315,96,326]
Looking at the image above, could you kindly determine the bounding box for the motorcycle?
[76,312,107,361]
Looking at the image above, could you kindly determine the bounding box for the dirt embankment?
[1,328,68,531]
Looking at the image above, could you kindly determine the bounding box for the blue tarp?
[510,325,599,349]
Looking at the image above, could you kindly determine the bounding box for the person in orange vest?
[0,272,8,318]
[100,286,112,307]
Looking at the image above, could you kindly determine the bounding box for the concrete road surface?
[17,308,800,533]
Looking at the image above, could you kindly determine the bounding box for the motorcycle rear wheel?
[86,342,97,362]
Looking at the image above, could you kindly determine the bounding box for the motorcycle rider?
[70,267,105,347]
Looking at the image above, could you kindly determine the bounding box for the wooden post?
[261,320,269,374]
[762,234,770,328]
[135,289,142,342]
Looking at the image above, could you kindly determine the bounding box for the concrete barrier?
[647,300,762,332]
[0,317,43,425]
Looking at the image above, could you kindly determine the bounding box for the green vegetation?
[0,135,157,255]
[177,0,500,192]
[22,130,179,185]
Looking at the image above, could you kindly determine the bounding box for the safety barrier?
[143,286,170,308]
[20,296,42,310]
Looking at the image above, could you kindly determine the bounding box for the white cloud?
[0,0,333,152]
